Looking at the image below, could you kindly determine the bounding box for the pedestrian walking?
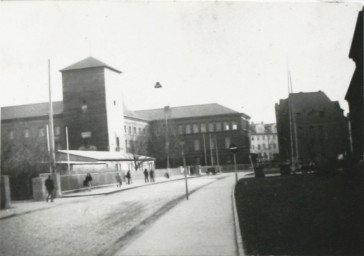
[143,168,149,183]
[84,173,93,191]
[45,175,54,202]
[149,169,155,183]
[115,172,122,187]
[126,170,131,184]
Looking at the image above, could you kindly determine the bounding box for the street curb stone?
[232,185,245,256]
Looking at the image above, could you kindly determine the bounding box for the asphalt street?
[0,174,230,256]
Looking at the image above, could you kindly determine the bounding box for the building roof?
[1,101,250,122]
[134,103,250,121]
[1,101,63,121]
[58,150,154,161]
[60,56,122,73]
[285,91,337,112]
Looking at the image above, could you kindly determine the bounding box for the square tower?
[60,57,125,152]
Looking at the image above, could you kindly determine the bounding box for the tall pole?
[287,70,295,172]
[214,134,220,168]
[209,133,214,165]
[202,133,207,166]
[46,125,51,173]
[182,150,189,200]
[48,60,56,173]
[165,108,170,173]
[233,153,238,183]
[66,126,70,174]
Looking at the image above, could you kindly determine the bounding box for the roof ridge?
[1,101,63,109]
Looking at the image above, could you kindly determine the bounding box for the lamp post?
[154,82,170,173]
[180,140,189,200]
[230,144,238,183]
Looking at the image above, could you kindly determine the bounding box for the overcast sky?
[0,1,362,123]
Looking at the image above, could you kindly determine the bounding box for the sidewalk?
[0,174,202,220]
[116,173,250,256]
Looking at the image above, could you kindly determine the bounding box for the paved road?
[0,174,229,256]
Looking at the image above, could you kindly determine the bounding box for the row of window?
[251,143,277,150]
[178,121,238,135]
[124,125,147,135]
[193,137,231,151]
[8,126,61,139]
[251,135,277,141]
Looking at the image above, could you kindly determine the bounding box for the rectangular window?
[24,129,30,138]
[232,121,238,130]
[208,123,214,132]
[8,130,14,140]
[200,123,206,133]
[55,126,60,136]
[225,137,231,149]
[194,139,200,151]
[116,137,120,147]
[251,137,254,141]
[186,125,191,134]
[216,122,222,131]
[193,124,199,133]
[133,127,137,134]
[39,127,45,137]
[262,136,265,140]
[209,137,215,149]
[138,128,141,134]
[129,126,132,134]
[273,144,276,149]
[124,125,127,133]
[257,136,260,141]
[125,140,128,148]
[178,125,184,135]
[224,122,230,131]
[252,145,255,150]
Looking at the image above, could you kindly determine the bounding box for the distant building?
[132,104,251,167]
[345,9,363,164]
[275,91,350,165]
[249,122,279,161]
[1,56,251,169]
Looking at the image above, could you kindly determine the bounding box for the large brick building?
[1,57,251,168]
[275,91,350,166]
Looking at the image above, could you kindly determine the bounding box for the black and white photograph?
[0,1,363,255]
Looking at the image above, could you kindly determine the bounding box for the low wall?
[221,164,252,172]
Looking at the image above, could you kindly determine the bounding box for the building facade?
[250,122,279,161]
[1,57,251,169]
[275,91,350,166]
[345,9,363,164]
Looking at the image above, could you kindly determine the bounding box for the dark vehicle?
[206,167,217,175]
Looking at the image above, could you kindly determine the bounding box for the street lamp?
[229,144,238,183]
[180,140,189,200]
[154,82,170,173]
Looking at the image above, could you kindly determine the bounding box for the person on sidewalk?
[126,170,131,184]
[115,172,122,187]
[84,173,93,191]
[149,169,155,183]
[143,168,149,183]
[45,175,54,203]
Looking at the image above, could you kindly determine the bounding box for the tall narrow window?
[178,125,184,135]
[193,124,199,133]
[186,125,191,134]
[194,139,200,151]
[225,137,231,149]
[39,127,45,137]
[8,130,14,140]
[208,123,214,132]
[232,121,238,130]
[200,123,206,133]
[224,122,230,131]
[24,129,30,138]
[216,122,222,131]
[55,126,60,136]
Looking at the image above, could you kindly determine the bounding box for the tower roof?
[60,57,121,73]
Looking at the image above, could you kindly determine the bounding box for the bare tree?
[127,134,150,171]
[1,122,49,199]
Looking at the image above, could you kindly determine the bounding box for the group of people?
[143,168,155,183]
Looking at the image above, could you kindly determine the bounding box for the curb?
[61,174,207,198]
[232,184,245,256]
